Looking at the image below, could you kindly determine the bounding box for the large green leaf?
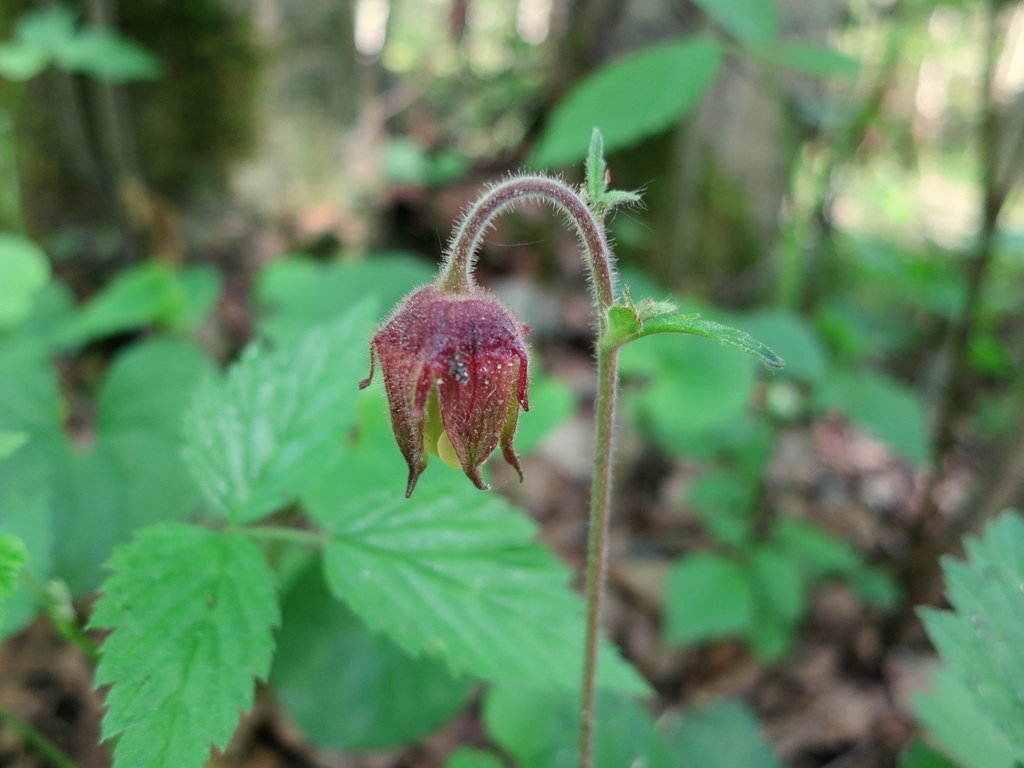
[0,338,63,433]
[59,262,181,346]
[183,304,376,523]
[691,0,778,49]
[769,43,859,78]
[622,332,757,448]
[50,444,127,594]
[913,666,1018,768]
[0,233,50,329]
[272,563,473,750]
[743,544,805,660]
[916,513,1024,761]
[97,337,214,528]
[815,370,930,465]
[531,38,721,168]
[663,552,753,645]
[315,479,646,695]
[91,524,279,768]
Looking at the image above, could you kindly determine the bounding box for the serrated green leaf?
[0,233,50,329]
[815,370,930,465]
[183,304,376,523]
[318,481,647,695]
[913,666,1018,768]
[664,552,753,645]
[92,523,279,768]
[484,686,671,768]
[272,563,473,750]
[769,43,859,78]
[637,313,784,368]
[737,311,825,383]
[692,0,778,49]
[0,533,28,627]
[663,699,784,768]
[916,513,1024,759]
[531,38,721,168]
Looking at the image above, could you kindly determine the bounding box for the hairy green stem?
[579,342,619,767]
[439,174,620,768]
[438,175,617,314]
[0,704,82,768]
[21,571,100,663]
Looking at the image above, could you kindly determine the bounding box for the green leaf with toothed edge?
[638,314,784,368]
[606,303,783,369]
[183,303,377,524]
[91,523,279,768]
[314,477,648,696]
[915,512,1024,763]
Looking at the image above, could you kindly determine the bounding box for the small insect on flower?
[359,285,530,497]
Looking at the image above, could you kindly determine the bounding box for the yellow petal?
[437,431,461,469]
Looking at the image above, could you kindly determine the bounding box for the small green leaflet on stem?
[583,128,642,221]
[603,293,784,369]
[0,534,28,627]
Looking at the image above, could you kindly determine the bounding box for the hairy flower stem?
[440,175,619,768]
[579,342,619,768]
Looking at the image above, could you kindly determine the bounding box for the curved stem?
[438,174,622,768]
[438,175,617,314]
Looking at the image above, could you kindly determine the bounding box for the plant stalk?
[579,341,619,768]
[437,172,621,768]
[0,704,82,768]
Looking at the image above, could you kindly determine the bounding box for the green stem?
[0,704,82,768]
[21,571,100,663]
[578,341,619,768]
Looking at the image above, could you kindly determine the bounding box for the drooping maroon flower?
[359,285,530,497]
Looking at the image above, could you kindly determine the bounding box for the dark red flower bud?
[359,285,530,497]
